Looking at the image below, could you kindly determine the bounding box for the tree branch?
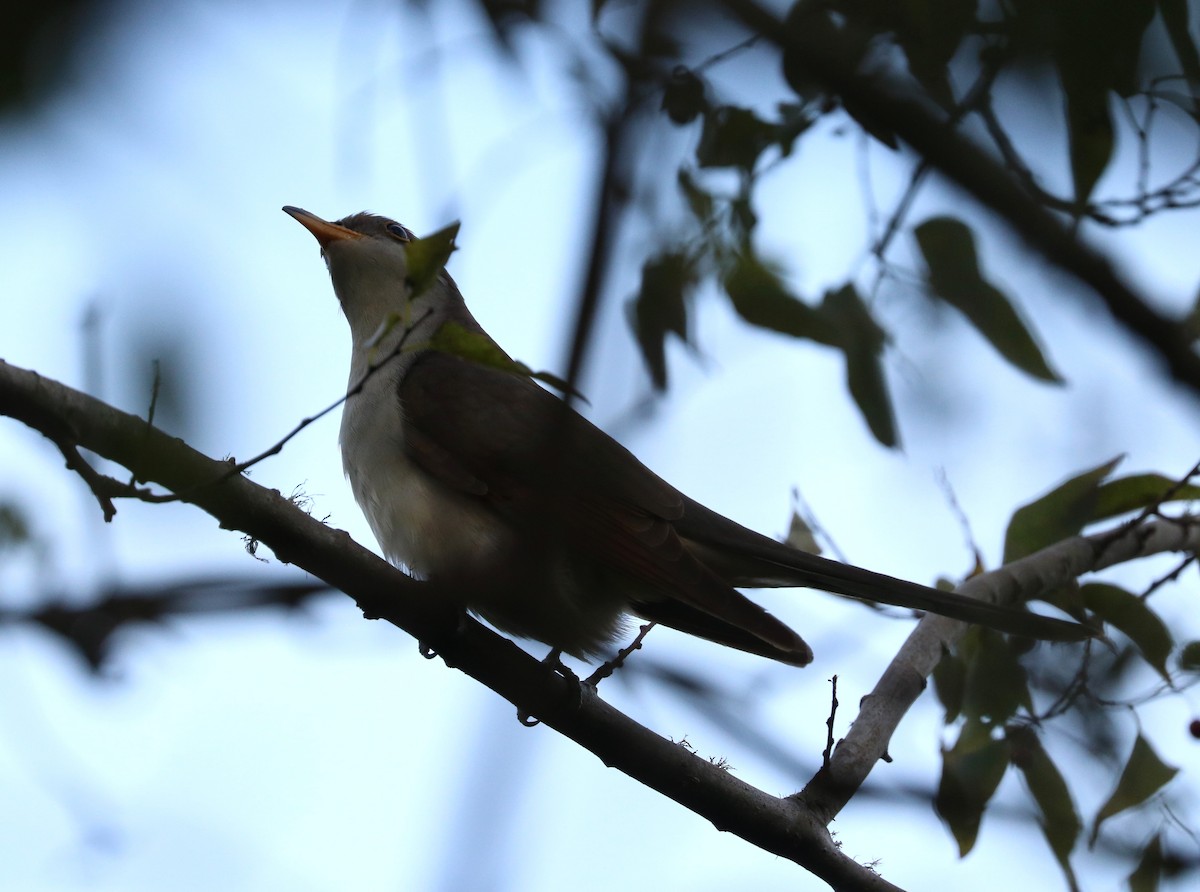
[5,358,1191,888]
[798,517,1199,821]
[722,0,1200,398]
[0,358,899,891]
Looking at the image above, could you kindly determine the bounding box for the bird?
[283,205,1089,666]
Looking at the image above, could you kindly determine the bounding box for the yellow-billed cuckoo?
[283,206,1089,666]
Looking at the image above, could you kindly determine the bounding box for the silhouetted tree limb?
[0,358,902,890]
[4,351,1195,888]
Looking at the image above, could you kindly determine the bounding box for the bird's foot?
[417,606,471,665]
[517,648,585,727]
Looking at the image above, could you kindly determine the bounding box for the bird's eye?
[386,222,412,241]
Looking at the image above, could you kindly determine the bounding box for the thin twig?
[55,440,118,522]
[585,622,657,686]
[822,674,839,771]
[121,308,435,508]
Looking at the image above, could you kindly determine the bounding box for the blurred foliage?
[0,576,330,673]
[914,216,1061,384]
[0,1,102,112]
[455,0,1200,448]
[934,459,1200,887]
[0,501,30,551]
[462,0,1200,883]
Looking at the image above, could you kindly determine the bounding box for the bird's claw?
[516,648,587,726]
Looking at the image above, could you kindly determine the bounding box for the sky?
[2,1,1199,890]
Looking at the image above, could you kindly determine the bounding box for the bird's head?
[284,206,452,345]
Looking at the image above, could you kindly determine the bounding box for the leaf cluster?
[932,459,1200,888]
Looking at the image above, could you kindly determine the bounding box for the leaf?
[1180,641,1200,672]
[628,252,697,390]
[936,719,1012,855]
[696,105,774,171]
[721,261,896,446]
[888,0,975,108]
[1090,735,1179,846]
[1092,473,1200,522]
[729,193,757,239]
[933,645,966,724]
[820,285,897,447]
[780,2,851,96]
[1127,832,1165,892]
[1009,726,1081,885]
[1159,0,1200,99]
[696,104,814,173]
[1003,456,1124,563]
[1063,86,1114,207]
[0,502,30,551]
[915,217,1062,383]
[429,322,581,399]
[405,221,460,297]
[661,66,707,125]
[778,4,895,149]
[677,168,713,223]
[1048,2,1156,204]
[722,254,835,344]
[1081,583,1173,681]
[784,511,821,555]
[961,628,1033,723]
[773,102,818,158]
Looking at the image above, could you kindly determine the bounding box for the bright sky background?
[2,2,1199,890]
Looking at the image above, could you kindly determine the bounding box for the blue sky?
[2,2,1199,890]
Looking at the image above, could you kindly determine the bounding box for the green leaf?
[1160,0,1200,95]
[429,321,580,399]
[1092,473,1200,522]
[961,628,1033,723]
[1048,2,1155,204]
[1063,87,1114,207]
[628,252,697,390]
[779,1,896,151]
[697,106,774,171]
[1003,456,1124,563]
[888,0,975,108]
[1090,735,1179,846]
[1128,833,1165,892]
[1178,640,1200,672]
[0,502,30,551]
[915,217,1062,383]
[722,254,834,343]
[721,261,896,446]
[729,193,757,239]
[696,104,814,173]
[933,645,966,724]
[1081,583,1173,681]
[936,719,1012,855]
[661,66,707,125]
[820,285,897,447]
[677,169,714,223]
[781,3,853,98]
[774,102,818,158]
[784,511,821,555]
[405,221,460,297]
[1009,725,1081,884]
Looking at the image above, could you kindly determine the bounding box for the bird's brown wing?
[398,350,812,662]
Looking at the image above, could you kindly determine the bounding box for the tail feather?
[631,597,814,666]
[678,499,1092,642]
